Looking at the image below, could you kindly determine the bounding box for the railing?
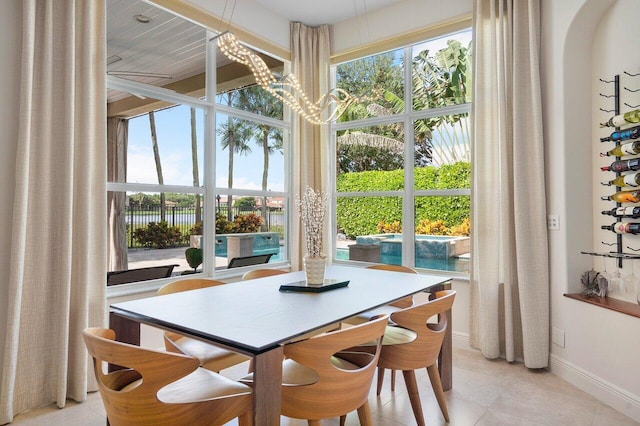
[126,205,285,248]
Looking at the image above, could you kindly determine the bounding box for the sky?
[127,106,286,192]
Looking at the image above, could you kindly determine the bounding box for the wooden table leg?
[431,281,453,392]
[108,311,140,372]
[438,306,452,391]
[252,346,283,426]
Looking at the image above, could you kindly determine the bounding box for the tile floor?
[9,348,639,426]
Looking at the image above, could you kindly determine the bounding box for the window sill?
[564,293,640,319]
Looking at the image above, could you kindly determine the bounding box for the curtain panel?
[290,22,332,269]
[470,0,549,368]
[0,0,106,422]
[107,117,128,272]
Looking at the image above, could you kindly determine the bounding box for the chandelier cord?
[218,0,237,34]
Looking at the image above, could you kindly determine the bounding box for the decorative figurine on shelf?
[581,268,608,297]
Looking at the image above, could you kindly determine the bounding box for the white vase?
[304,255,327,285]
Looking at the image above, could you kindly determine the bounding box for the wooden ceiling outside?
[107,0,284,118]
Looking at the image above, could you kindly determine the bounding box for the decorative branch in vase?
[296,186,329,284]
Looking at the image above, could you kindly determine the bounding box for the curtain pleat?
[290,23,331,270]
[107,117,128,272]
[470,0,549,368]
[0,0,106,422]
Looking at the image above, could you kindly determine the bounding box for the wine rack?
[587,73,640,266]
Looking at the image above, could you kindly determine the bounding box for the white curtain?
[107,117,128,272]
[0,0,106,423]
[290,22,332,270]
[470,0,549,368]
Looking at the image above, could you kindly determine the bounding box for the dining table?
[109,264,453,426]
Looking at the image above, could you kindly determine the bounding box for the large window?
[332,29,472,273]
[106,0,290,287]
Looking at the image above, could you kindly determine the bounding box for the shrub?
[377,220,402,234]
[190,221,203,235]
[415,219,449,235]
[234,213,263,233]
[133,221,184,248]
[449,218,471,236]
[336,162,470,239]
[216,213,236,234]
[215,213,263,234]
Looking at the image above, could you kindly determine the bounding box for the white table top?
[110,265,452,354]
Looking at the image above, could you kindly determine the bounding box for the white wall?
[185,0,291,51]
[331,0,472,55]
[0,0,21,376]
[542,0,640,421]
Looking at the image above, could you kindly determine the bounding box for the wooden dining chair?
[241,314,389,425]
[157,278,250,372]
[345,264,419,392]
[82,328,253,426]
[361,290,456,426]
[241,268,288,280]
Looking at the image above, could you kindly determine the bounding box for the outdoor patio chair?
[106,264,179,286]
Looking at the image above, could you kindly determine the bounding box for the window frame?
[107,24,292,296]
[330,33,471,274]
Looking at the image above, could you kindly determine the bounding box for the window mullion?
[204,30,217,276]
[402,45,415,268]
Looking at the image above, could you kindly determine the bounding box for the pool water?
[250,245,469,274]
[336,247,469,273]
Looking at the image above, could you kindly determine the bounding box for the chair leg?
[340,414,346,426]
[391,369,396,391]
[427,364,450,422]
[356,401,373,426]
[402,370,425,426]
[376,366,385,395]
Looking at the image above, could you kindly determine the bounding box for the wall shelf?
[564,293,640,319]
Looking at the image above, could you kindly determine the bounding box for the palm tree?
[190,107,201,224]
[217,115,254,220]
[148,111,166,221]
[235,86,284,230]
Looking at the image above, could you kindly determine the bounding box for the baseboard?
[452,331,474,351]
[550,353,640,422]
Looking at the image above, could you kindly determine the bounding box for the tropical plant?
[147,111,166,221]
[217,92,255,219]
[132,221,184,248]
[335,37,472,171]
[184,247,203,273]
[234,85,284,230]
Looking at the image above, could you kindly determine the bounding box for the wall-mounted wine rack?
[587,72,640,266]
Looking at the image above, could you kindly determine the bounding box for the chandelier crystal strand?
[216,32,377,125]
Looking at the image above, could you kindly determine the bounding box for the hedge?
[336,162,470,239]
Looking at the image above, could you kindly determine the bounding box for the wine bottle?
[603,172,640,187]
[600,109,640,128]
[600,125,640,142]
[602,206,640,218]
[601,140,640,157]
[601,158,640,172]
[601,189,640,203]
[601,222,640,234]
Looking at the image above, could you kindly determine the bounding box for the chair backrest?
[156,277,226,296]
[227,253,273,268]
[280,315,389,420]
[156,278,228,348]
[366,264,418,308]
[382,290,456,370]
[241,268,288,280]
[107,264,179,286]
[82,328,251,426]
